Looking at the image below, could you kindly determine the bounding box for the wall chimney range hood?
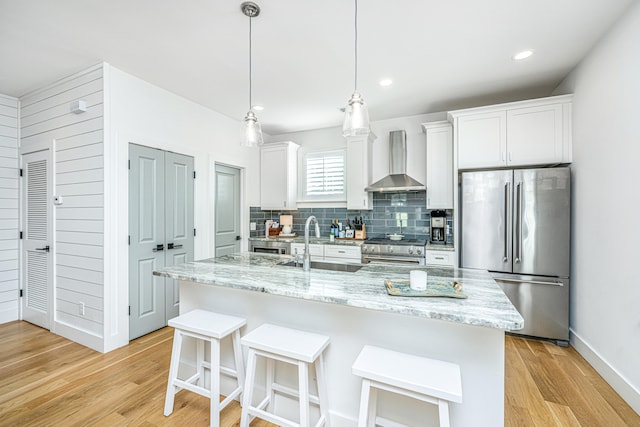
[365,130,426,192]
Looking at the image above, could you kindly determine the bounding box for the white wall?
[20,66,106,350]
[267,112,446,206]
[554,1,640,413]
[104,64,260,351]
[0,94,19,324]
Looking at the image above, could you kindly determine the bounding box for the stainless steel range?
[361,238,427,265]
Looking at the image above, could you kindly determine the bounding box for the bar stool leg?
[164,329,183,416]
[232,329,245,402]
[240,349,258,427]
[315,354,330,427]
[438,400,451,427]
[265,358,275,411]
[196,337,205,387]
[298,360,310,427]
[209,338,221,427]
[357,379,375,427]
[367,383,377,427]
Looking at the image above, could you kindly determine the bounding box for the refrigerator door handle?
[494,277,564,287]
[503,182,509,263]
[515,182,522,264]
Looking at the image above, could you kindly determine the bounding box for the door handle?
[503,182,509,263]
[35,245,50,252]
[515,182,522,264]
[167,243,183,250]
[236,236,241,241]
[152,244,164,252]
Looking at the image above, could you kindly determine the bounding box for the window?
[302,150,346,201]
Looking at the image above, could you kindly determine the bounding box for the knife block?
[355,225,366,240]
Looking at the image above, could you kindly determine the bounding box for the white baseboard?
[570,328,640,415]
[54,321,104,352]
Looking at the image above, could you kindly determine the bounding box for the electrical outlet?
[79,302,85,316]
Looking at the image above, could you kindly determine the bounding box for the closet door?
[129,144,165,340]
[21,149,53,329]
[164,152,194,322]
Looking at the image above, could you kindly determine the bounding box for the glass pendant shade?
[241,110,263,147]
[342,92,370,137]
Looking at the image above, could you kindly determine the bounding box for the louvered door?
[21,149,52,329]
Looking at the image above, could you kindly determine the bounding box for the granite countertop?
[249,236,364,246]
[154,253,523,330]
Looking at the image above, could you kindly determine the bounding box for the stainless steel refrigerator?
[460,167,570,345]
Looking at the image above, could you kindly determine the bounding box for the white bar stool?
[352,345,462,427]
[240,323,330,427]
[164,309,246,427]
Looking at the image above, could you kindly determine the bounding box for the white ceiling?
[0,0,633,135]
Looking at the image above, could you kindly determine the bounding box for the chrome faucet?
[303,215,321,271]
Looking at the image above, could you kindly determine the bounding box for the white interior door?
[215,164,241,257]
[164,152,194,321]
[21,149,52,329]
[129,144,165,340]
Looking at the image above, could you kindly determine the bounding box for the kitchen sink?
[280,260,363,273]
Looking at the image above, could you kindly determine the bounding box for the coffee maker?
[430,210,447,244]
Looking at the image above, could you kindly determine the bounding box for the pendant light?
[342,0,370,137]
[241,2,264,147]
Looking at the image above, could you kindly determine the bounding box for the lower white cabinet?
[291,243,324,258]
[425,250,455,266]
[324,245,362,264]
[291,243,362,264]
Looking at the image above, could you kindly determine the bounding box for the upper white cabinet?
[422,121,453,209]
[346,133,376,210]
[260,141,299,210]
[449,95,572,170]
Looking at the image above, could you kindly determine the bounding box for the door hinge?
[19,289,23,298]
[19,169,23,177]
[128,306,131,316]
[128,160,130,170]
[19,231,23,239]
[193,171,196,179]
[194,228,196,237]
[128,235,130,245]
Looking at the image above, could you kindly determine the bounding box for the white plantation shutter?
[304,150,345,200]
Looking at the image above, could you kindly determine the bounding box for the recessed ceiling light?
[379,78,393,87]
[513,50,534,61]
[252,105,264,111]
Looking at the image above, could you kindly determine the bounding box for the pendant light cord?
[354,0,358,92]
[249,14,253,110]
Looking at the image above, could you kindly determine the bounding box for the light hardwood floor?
[0,321,637,426]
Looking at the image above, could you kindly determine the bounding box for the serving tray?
[385,279,467,299]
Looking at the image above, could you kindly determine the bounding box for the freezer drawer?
[491,273,569,344]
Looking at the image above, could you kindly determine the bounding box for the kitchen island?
[154,253,523,426]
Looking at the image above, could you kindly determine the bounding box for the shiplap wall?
[0,94,19,324]
[20,66,104,338]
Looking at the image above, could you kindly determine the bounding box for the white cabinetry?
[422,121,453,209]
[346,133,376,210]
[449,95,572,170]
[324,245,362,264]
[291,243,324,258]
[425,250,455,267]
[260,141,299,210]
[290,243,362,264]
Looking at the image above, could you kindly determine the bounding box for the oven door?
[362,255,425,265]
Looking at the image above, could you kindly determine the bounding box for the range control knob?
[408,247,414,254]
[416,248,422,255]
[388,246,394,253]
